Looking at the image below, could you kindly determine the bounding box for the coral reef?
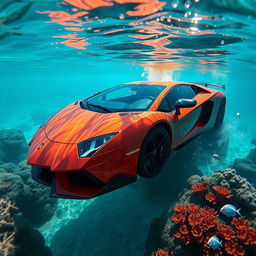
[0,129,56,226]
[0,198,52,256]
[146,169,256,256]
[233,138,256,185]
[0,161,57,226]
[0,129,28,164]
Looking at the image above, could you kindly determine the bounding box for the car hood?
[44,103,143,143]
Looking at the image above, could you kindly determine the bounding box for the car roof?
[126,81,194,89]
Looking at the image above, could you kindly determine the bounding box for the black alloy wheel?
[138,126,170,178]
[215,97,226,129]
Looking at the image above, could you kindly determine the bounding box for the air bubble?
[171,0,179,8]
[184,0,191,8]
[184,11,192,17]
[119,14,125,20]
[220,40,225,45]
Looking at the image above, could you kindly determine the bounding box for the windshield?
[81,84,165,113]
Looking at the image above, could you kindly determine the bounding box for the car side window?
[158,85,197,112]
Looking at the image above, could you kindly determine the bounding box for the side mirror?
[175,99,197,115]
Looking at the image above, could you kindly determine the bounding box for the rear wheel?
[215,98,226,129]
[138,126,170,178]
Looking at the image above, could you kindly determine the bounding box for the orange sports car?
[27,81,225,199]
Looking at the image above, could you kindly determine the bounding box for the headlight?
[78,133,118,158]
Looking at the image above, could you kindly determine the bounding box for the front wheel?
[138,126,170,178]
[215,98,226,129]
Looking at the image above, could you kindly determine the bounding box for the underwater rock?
[0,129,28,164]
[233,158,256,184]
[145,168,256,256]
[232,138,256,184]
[0,199,52,256]
[0,161,57,226]
[247,138,256,164]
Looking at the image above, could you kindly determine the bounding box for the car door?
[158,84,202,147]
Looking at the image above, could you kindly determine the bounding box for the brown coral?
[0,199,19,256]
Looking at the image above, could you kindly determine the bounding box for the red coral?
[217,224,235,241]
[231,217,256,246]
[173,204,186,213]
[174,224,192,245]
[205,192,217,205]
[203,243,223,256]
[237,228,256,246]
[224,240,245,256]
[187,203,200,213]
[188,213,202,226]
[192,182,209,194]
[171,213,184,224]
[201,207,218,230]
[212,185,232,199]
[202,207,219,218]
[151,248,171,256]
[231,217,250,230]
[191,224,203,238]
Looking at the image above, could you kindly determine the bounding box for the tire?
[215,97,226,129]
[138,126,170,178]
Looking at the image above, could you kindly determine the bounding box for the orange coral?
[231,217,250,230]
[203,244,223,256]
[188,213,202,226]
[217,224,235,241]
[192,182,209,194]
[231,217,256,246]
[187,203,200,213]
[191,225,203,238]
[224,240,245,256]
[212,186,232,199]
[173,204,186,213]
[174,224,192,245]
[237,228,256,246]
[151,248,170,256]
[205,192,217,205]
[171,213,184,224]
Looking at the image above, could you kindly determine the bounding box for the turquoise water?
[0,0,256,255]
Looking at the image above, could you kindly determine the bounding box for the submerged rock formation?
[0,161,57,227]
[146,168,256,256]
[0,129,57,226]
[0,129,28,164]
[0,199,52,256]
[233,138,256,185]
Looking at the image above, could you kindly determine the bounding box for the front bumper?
[31,166,137,199]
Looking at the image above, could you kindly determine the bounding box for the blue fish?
[220,204,242,217]
[207,236,222,250]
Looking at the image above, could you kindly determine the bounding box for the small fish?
[207,236,222,250]
[212,153,221,160]
[220,204,242,217]
[236,112,241,118]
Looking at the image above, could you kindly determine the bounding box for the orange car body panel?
[27,81,224,199]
